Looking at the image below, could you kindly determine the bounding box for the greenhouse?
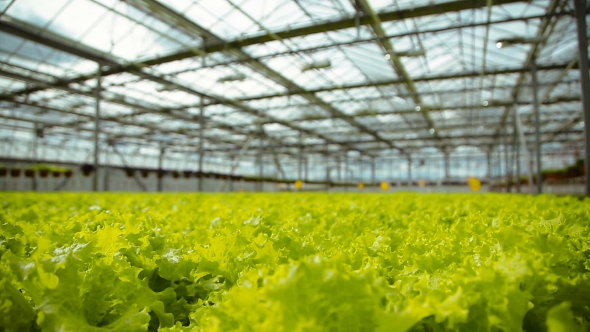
[0,0,589,331]
[0,0,587,194]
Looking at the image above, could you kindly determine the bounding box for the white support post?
[531,58,542,194]
[32,123,38,191]
[258,129,264,192]
[515,109,534,194]
[407,155,412,187]
[444,151,450,180]
[298,132,303,181]
[371,157,376,186]
[198,98,205,192]
[157,146,165,192]
[93,67,101,192]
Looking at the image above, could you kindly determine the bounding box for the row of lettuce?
[489,159,586,189]
[1,193,589,331]
[0,164,280,182]
[2,159,585,186]
[0,164,469,187]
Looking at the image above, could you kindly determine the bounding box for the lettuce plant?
[0,193,588,331]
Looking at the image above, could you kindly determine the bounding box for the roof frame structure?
[123,0,402,154]
[352,0,437,137]
[0,0,584,179]
[0,15,369,155]
[492,0,565,141]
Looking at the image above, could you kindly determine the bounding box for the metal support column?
[371,158,376,186]
[390,155,394,182]
[359,158,364,183]
[219,136,252,192]
[157,146,165,192]
[337,156,342,182]
[304,156,308,182]
[574,0,590,197]
[486,149,491,182]
[93,67,101,192]
[258,130,264,192]
[344,154,349,192]
[198,98,205,192]
[298,132,303,181]
[531,58,542,194]
[515,108,534,194]
[103,146,110,192]
[514,111,521,193]
[504,126,511,193]
[325,152,330,190]
[444,151,450,180]
[32,123,38,191]
[407,155,412,187]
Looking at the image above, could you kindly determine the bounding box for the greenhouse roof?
[0,0,586,162]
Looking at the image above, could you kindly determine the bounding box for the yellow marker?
[380,181,389,191]
[358,183,364,190]
[294,180,303,190]
[277,182,283,188]
[418,180,427,187]
[468,177,481,192]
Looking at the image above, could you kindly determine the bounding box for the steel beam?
[199,129,583,154]
[137,0,526,66]
[245,83,580,112]
[0,67,213,129]
[267,113,580,137]
[0,16,363,155]
[1,10,569,105]
[0,60,574,116]
[171,12,570,72]
[492,0,563,141]
[233,63,574,102]
[354,0,435,135]
[0,100,256,150]
[0,112,580,158]
[126,0,401,153]
[1,68,359,158]
[0,18,118,67]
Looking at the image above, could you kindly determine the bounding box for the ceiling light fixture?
[386,49,427,57]
[217,73,247,83]
[156,84,177,92]
[495,37,546,48]
[301,59,331,72]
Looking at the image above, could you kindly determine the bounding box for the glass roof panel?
[0,0,582,168]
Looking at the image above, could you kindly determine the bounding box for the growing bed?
[0,193,588,331]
